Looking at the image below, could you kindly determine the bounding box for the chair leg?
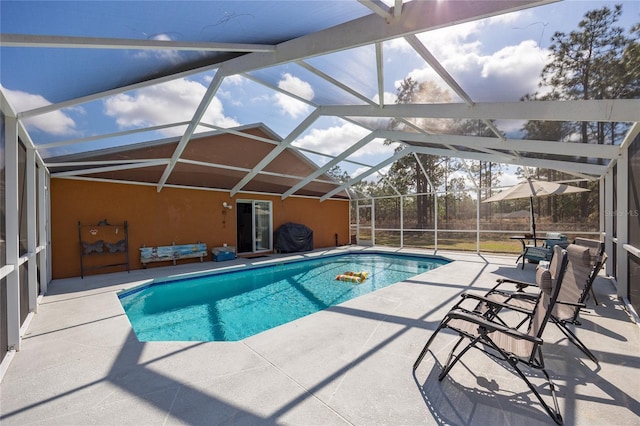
[505,348,563,425]
[413,322,446,370]
[554,320,598,364]
[589,286,599,306]
[437,335,480,381]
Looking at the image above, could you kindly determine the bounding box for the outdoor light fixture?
[222,202,233,209]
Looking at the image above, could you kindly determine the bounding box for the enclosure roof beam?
[157,67,226,192]
[282,132,377,199]
[198,123,281,145]
[405,34,509,144]
[37,122,192,150]
[513,157,608,176]
[51,159,169,177]
[230,109,321,196]
[411,146,514,163]
[17,66,220,119]
[375,42,385,107]
[410,145,607,176]
[319,99,640,122]
[1,33,276,52]
[16,1,548,120]
[405,35,474,105]
[45,159,168,168]
[223,1,552,76]
[394,0,403,18]
[296,60,374,106]
[377,130,621,159]
[412,152,435,192]
[358,0,393,20]
[178,159,335,184]
[620,121,640,150]
[320,148,410,201]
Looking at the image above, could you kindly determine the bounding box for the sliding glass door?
[236,200,272,253]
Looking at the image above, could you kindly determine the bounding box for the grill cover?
[274,223,313,253]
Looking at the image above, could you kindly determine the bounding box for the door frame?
[236,199,273,253]
[356,199,374,246]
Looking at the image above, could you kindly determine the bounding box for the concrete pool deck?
[1,247,639,425]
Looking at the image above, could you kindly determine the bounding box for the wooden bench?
[140,243,208,268]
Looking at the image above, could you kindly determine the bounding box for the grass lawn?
[373,232,523,254]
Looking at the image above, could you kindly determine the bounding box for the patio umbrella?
[482,178,589,240]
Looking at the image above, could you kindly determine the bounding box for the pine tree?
[541,4,633,145]
[538,4,638,218]
[385,78,456,227]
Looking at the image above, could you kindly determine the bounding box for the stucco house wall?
[51,178,349,279]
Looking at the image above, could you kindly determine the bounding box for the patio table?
[511,234,569,268]
[510,235,542,266]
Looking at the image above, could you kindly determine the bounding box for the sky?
[1,0,638,190]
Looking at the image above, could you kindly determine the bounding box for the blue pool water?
[119,252,449,342]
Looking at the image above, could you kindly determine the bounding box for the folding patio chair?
[413,245,569,425]
[572,237,607,306]
[482,239,606,364]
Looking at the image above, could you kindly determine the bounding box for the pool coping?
[116,247,452,298]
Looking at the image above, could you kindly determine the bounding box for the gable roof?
[46,123,350,199]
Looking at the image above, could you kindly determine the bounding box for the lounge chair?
[482,239,606,363]
[413,245,569,425]
[572,237,606,305]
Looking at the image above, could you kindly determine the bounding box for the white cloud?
[352,166,372,178]
[1,85,78,136]
[224,74,244,86]
[294,123,397,160]
[131,33,183,64]
[500,169,521,187]
[405,10,548,102]
[274,73,314,118]
[103,78,239,136]
[352,165,391,183]
[372,91,397,105]
[385,37,413,54]
[295,123,368,155]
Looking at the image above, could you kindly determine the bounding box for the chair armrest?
[460,293,536,315]
[447,310,543,345]
[495,278,540,291]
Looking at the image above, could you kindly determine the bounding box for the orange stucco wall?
[51,179,350,279]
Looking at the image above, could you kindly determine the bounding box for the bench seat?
[140,243,208,267]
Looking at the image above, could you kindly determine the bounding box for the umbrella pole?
[530,197,536,241]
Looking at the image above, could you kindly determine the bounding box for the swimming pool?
[118,252,449,342]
